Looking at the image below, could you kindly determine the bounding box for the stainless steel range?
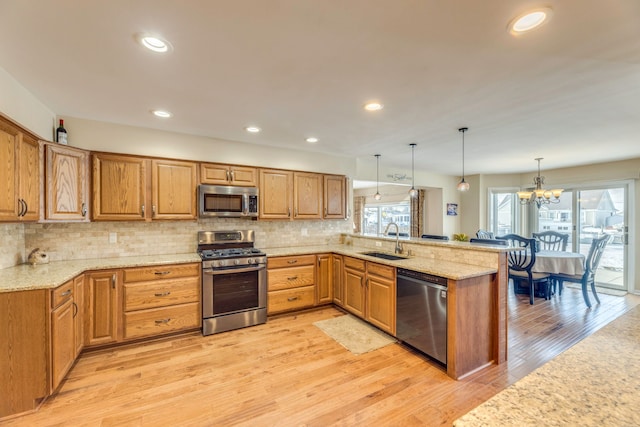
[198,230,267,336]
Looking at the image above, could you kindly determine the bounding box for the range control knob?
[234,259,240,265]
[247,258,254,264]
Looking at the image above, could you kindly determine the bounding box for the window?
[363,202,411,235]
[488,189,519,236]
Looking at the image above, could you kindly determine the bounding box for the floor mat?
[313,314,397,355]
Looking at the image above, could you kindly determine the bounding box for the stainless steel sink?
[360,251,408,261]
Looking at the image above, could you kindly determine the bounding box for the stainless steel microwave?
[198,185,259,218]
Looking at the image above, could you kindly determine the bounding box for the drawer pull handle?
[60,290,72,297]
[287,276,298,281]
[287,297,298,302]
[155,318,171,324]
[154,271,171,275]
[287,260,298,264]
[154,291,171,297]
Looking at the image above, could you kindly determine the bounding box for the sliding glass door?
[535,185,628,290]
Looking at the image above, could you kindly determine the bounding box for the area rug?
[564,283,627,296]
[313,314,397,355]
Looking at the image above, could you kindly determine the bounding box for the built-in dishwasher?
[396,268,448,365]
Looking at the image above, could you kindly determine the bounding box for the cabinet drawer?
[123,302,200,340]
[124,277,200,311]
[344,256,366,271]
[268,286,315,314]
[123,263,199,283]
[268,265,315,291]
[51,281,73,309]
[267,254,315,269]
[367,262,395,280]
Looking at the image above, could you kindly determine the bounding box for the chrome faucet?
[384,222,403,254]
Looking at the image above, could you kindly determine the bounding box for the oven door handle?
[204,265,266,275]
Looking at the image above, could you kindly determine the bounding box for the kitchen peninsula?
[0,234,509,420]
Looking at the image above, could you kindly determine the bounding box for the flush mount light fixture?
[364,102,384,111]
[374,154,382,201]
[151,109,172,118]
[245,126,261,133]
[305,137,319,143]
[509,7,553,34]
[456,127,470,192]
[136,33,173,53]
[408,143,418,198]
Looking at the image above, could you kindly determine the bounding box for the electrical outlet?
[109,232,117,244]
[375,241,382,247]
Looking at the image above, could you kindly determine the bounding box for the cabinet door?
[0,121,18,220]
[45,144,89,221]
[73,275,84,357]
[259,169,293,219]
[17,134,40,221]
[229,166,257,186]
[316,254,332,305]
[151,159,197,219]
[86,270,120,346]
[200,163,231,185]
[294,172,322,219]
[366,272,396,335]
[323,175,346,219]
[92,154,147,221]
[51,298,75,391]
[343,265,366,318]
[332,254,344,307]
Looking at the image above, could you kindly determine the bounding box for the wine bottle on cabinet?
[56,119,67,145]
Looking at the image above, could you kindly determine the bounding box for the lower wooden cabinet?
[316,254,332,305]
[50,279,82,392]
[341,256,396,335]
[332,254,344,307]
[267,254,316,314]
[124,302,200,340]
[85,270,121,346]
[73,275,84,358]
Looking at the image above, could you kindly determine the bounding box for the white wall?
[0,66,55,139]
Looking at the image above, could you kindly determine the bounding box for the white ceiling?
[1,0,639,176]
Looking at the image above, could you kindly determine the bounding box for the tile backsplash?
[0,218,352,267]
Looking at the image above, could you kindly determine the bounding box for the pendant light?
[374,154,382,200]
[457,127,470,192]
[408,143,418,198]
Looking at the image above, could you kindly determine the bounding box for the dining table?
[531,250,585,276]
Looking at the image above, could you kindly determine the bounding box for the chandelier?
[517,158,563,208]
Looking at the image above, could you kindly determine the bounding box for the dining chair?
[476,229,495,239]
[421,234,449,240]
[497,234,551,304]
[469,238,508,246]
[551,234,611,308]
[532,231,569,252]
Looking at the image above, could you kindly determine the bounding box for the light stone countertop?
[1,242,500,293]
[263,244,497,281]
[453,304,640,426]
[0,253,201,293]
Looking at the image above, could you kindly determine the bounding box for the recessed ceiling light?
[305,137,319,143]
[245,126,261,133]
[136,33,173,53]
[151,110,172,118]
[509,8,553,34]
[364,102,384,111]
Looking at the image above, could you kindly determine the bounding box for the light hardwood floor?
[5,287,640,426]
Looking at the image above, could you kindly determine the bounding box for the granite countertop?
[264,244,497,281]
[0,253,201,293]
[1,242,499,293]
[453,305,640,426]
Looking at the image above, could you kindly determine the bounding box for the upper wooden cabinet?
[259,168,293,219]
[200,163,257,187]
[151,159,198,220]
[259,168,347,221]
[323,174,347,219]
[0,117,40,222]
[43,143,89,221]
[294,172,322,219]
[92,153,197,221]
[92,153,147,221]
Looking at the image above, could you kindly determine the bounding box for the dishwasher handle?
[397,268,448,287]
